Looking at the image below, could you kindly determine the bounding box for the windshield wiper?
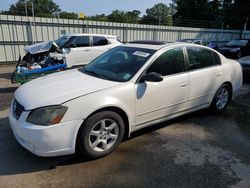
[82,67,108,80]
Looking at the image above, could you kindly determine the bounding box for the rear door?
[185,47,223,108]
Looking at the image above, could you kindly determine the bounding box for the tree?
[105,10,141,23]
[107,10,127,22]
[59,11,78,19]
[172,0,223,28]
[228,0,250,30]
[140,3,172,25]
[9,0,60,17]
[126,10,141,23]
[86,14,108,22]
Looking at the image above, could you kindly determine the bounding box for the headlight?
[27,106,68,126]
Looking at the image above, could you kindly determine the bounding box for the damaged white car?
[12,34,122,83]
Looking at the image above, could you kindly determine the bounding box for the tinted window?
[93,36,108,46]
[75,36,89,47]
[147,48,186,76]
[187,47,215,70]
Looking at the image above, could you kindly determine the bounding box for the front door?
[135,47,189,125]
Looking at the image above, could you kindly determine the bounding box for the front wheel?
[210,84,231,113]
[76,111,125,159]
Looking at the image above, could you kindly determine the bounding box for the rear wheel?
[210,84,231,113]
[77,111,125,159]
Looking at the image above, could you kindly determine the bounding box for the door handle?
[84,49,90,52]
[216,72,222,76]
[180,83,188,87]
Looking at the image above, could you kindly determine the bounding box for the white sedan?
[9,42,242,159]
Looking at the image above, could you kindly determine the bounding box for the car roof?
[64,33,118,38]
[128,40,170,45]
[123,43,169,50]
[123,42,210,51]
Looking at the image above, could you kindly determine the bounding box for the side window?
[187,47,215,70]
[75,36,90,47]
[147,48,186,76]
[93,36,109,46]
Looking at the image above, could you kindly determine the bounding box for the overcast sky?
[1,0,172,16]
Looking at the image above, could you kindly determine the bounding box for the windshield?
[55,35,71,48]
[226,40,248,47]
[82,46,156,82]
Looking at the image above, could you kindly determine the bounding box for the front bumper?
[9,103,83,157]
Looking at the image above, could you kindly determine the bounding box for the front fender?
[61,83,135,130]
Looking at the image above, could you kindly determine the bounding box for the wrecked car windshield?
[55,36,71,48]
[81,46,156,82]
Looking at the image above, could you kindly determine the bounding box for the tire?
[210,84,231,113]
[76,111,125,159]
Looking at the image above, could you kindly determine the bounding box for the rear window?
[75,36,90,47]
[93,36,109,46]
[187,47,219,70]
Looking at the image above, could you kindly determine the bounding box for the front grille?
[13,99,25,120]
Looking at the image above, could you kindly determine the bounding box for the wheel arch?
[75,106,130,153]
[221,81,233,101]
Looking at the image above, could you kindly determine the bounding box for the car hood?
[25,41,59,55]
[15,69,120,110]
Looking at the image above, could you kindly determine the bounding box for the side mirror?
[141,72,163,82]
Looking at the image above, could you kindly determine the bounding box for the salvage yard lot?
[1,65,250,188]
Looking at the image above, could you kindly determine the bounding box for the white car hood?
[15,69,119,110]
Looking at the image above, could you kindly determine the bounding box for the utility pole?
[24,1,28,17]
[31,1,36,43]
[24,0,34,44]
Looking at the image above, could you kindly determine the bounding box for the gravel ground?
[0,65,250,188]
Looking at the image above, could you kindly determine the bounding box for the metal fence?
[1,14,250,62]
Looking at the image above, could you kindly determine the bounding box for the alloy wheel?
[215,87,229,110]
[89,119,119,152]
